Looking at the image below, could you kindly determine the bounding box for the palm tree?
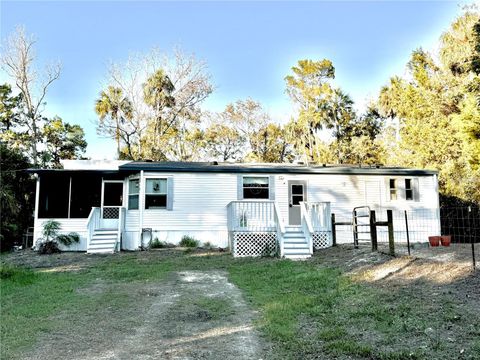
[143,69,175,150]
[95,86,133,157]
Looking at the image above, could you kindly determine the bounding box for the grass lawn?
[1,248,479,359]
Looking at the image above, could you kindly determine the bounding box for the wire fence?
[331,206,479,271]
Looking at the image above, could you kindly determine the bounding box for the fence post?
[370,210,377,252]
[331,213,336,247]
[472,241,476,271]
[387,209,395,256]
[353,209,358,249]
[404,210,411,256]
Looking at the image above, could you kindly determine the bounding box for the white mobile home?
[30,160,440,259]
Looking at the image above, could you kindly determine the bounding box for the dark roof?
[119,161,437,176]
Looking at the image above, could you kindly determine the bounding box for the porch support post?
[67,176,72,218]
[33,174,40,247]
[139,170,145,248]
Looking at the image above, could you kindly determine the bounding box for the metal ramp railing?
[352,206,371,248]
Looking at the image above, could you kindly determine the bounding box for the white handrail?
[300,202,314,255]
[304,202,331,231]
[273,202,285,257]
[227,201,276,232]
[86,207,100,250]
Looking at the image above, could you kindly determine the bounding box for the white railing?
[304,202,331,231]
[86,207,101,250]
[274,202,285,257]
[300,202,314,255]
[227,201,276,232]
[117,207,126,251]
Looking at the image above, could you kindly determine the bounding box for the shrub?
[179,235,199,248]
[150,238,171,249]
[37,240,61,255]
[36,220,80,254]
[202,241,216,250]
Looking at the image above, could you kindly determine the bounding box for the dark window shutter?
[167,177,174,210]
[269,175,275,200]
[237,175,244,200]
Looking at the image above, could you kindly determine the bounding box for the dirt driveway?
[22,270,268,360]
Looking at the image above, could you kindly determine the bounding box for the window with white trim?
[389,179,397,200]
[405,179,413,201]
[128,179,139,210]
[145,178,167,209]
[243,176,269,199]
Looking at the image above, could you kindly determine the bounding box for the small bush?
[36,220,80,254]
[179,235,199,248]
[37,240,61,255]
[202,241,216,250]
[150,238,170,249]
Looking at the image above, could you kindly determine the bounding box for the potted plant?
[440,235,452,247]
[428,236,441,247]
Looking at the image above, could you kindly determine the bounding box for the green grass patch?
[1,252,479,360]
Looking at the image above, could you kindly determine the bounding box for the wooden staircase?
[282,226,311,260]
[87,229,118,254]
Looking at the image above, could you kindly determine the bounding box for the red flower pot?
[441,235,452,247]
[428,236,441,247]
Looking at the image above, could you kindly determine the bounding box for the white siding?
[33,218,88,251]
[33,170,440,251]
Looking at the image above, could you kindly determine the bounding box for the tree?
[1,27,61,166]
[204,122,244,161]
[285,59,339,162]
[247,123,293,163]
[376,9,480,202]
[102,48,213,161]
[0,144,35,251]
[95,86,134,158]
[42,117,87,167]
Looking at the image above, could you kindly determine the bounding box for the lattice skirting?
[313,231,332,250]
[103,207,119,219]
[232,232,277,257]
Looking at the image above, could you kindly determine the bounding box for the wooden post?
[353,209,358,249]
[472,241,476,271]
[387,210,395,256]
[370,210,377,252]
[331,213,336,247]
[404,210,411,256]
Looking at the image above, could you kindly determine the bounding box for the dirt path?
[22,270,268,360]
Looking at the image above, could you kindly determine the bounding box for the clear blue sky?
[1,1,461,159]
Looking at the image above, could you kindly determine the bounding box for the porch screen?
[38,175,70,218]
[70,175,101,218]
[243,177,269,199]
[145,179,167,209]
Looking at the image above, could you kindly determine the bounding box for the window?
[128,179,139,210]
[405,179,413,201]
[291,184,304,205]
[389,179,397,200]
[243,176,269,199]
[145,178,167,209]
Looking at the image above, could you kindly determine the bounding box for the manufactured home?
[29,160,440,259]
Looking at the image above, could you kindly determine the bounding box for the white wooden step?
[284,254,311,260]
[283,242,309,249]
[87,248,115,254]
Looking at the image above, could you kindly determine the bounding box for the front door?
[288,180,307,225]
[101,181,123,229]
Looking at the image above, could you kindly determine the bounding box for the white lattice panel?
[233,232,277,257]
[103,207,119,219]
[313,232,332,250]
